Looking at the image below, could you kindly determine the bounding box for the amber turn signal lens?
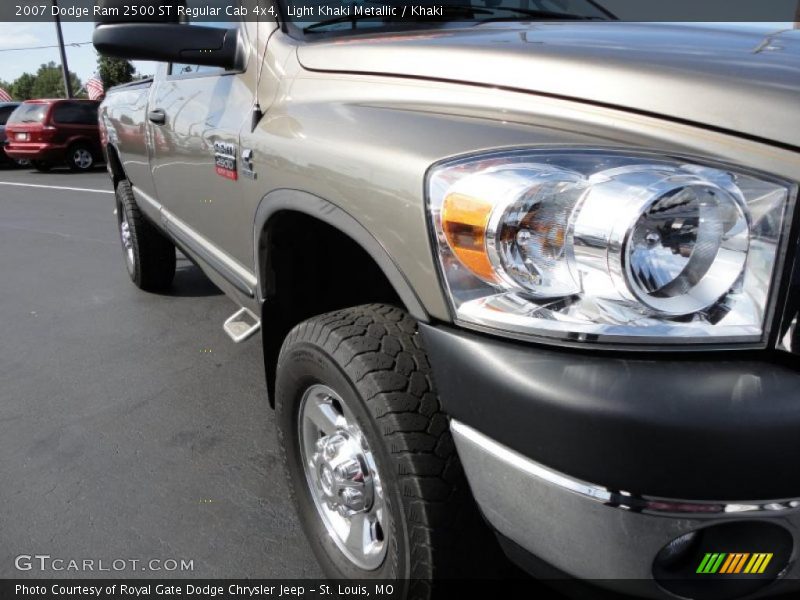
[441,192,497,282]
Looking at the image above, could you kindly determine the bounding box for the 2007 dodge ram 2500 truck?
[93,3,800,598]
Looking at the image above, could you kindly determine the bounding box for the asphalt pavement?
[0,165,322,578]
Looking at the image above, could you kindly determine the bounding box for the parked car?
[93,7,800,600]
[4,99,102,172]
[0,101,22,166]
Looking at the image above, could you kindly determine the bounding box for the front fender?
[253,188,428,321]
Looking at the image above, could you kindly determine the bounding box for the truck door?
[146,3,260,280]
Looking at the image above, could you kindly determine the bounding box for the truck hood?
[298,22,800,148]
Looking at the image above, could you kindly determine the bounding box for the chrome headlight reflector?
[428,150,795,343]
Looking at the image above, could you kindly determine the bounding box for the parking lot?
[0,166,321,578]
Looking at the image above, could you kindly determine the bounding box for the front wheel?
[276,305,492,597]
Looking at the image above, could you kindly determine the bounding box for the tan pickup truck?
[94,2,800,598]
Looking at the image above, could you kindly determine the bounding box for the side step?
[223,307,261,343]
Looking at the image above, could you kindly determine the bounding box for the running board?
[223,307,261,343]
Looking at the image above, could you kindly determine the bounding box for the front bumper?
[420,324,800,500]
[419,324,800,596]
[452,420,800,598]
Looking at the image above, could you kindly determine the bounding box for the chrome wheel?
[72,148,93,170]
[299,384,388,570]
[119,213,135,274]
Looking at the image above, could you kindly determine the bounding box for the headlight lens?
[428,150,795,343]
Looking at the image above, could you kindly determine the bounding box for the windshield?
[9,103,48,124]
[286,0,614,33]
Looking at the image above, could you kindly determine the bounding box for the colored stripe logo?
[697,553,773,574]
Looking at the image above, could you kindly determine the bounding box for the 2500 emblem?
[213,141,237,181]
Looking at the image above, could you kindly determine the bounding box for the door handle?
[148,109,166,125]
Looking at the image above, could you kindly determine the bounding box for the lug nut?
[341,488,366,511]
[335,459,363,482]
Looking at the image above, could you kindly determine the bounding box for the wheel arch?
[104,143,126,186]
[254,189,429,404]
[67,135,100,152]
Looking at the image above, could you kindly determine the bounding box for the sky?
[0,22,155,86]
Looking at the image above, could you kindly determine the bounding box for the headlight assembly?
[427,149,796,344]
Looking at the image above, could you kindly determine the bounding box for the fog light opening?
[653,521,792,600]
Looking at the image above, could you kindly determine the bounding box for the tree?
[11,73,36,101]
[3,64,82,101]
[2,64,83,101]
[28,62,81,99]
[98,56,135,89]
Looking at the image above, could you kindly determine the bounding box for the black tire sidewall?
[276,341,410,587]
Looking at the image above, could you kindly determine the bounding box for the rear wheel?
[115,180,176,291]
[67,144,94,172]
[31,161,51,172]
[276,305,496,597]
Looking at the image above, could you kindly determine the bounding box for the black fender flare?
[252,188,428,321]
[103,142,126,184]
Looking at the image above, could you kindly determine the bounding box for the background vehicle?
[0,101,22,166]
[4,99,102,172]
[93,4,800,599]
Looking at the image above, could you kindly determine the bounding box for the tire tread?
[278,304,493,589]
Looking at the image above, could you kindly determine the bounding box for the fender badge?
[214,141,238,181]
[242,149,257,180]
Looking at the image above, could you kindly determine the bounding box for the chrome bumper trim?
[452,419,800,593]
[451,420,800,517]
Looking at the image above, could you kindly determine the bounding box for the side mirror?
[93,23,245,70]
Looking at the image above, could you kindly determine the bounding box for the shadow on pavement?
[166,259,224,298]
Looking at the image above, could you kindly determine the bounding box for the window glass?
[82,103,99,124]
[294,0,611,32]
[0,106,17,126]
[170,63,200,76]
[53,102,98,125]
[8,103,48,124]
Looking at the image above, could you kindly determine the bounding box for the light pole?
[51,0,74,98]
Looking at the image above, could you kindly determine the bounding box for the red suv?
[5,99,102,172]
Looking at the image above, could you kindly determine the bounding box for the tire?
[32,160,51,172]
[67,143,95,172]
[276,304,497,597]
[115,180,176,291]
